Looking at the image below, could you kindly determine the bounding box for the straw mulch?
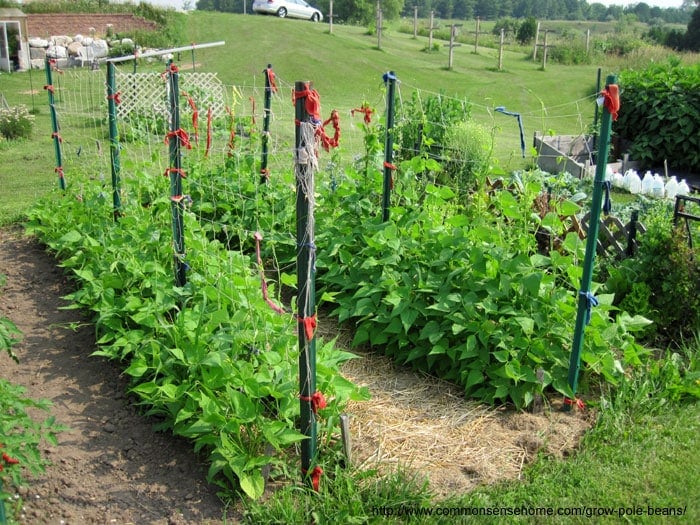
[339,346,594,497]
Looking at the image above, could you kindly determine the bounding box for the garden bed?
[1,225,593,521]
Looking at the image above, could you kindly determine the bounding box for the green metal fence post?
[382,71,397,222]
[44,58,65,190]
[166,61,187,288]
[0,479,7,525]
[106,62,122,220]
[294,80,318,487]
[260,64,274,184]
[566,74,618,404]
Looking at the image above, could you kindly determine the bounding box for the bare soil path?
[0,226,234,524]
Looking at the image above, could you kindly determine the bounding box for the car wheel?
[277,7,287,17]
[311,13,320,22]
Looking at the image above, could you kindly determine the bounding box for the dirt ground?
[0,226,231,524]
[0,225,594,524]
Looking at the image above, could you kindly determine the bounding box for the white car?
[252,0,323,21]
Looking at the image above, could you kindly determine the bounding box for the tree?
[684,0,700,50]
[516,15,537,44]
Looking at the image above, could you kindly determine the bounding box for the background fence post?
[44,58,65,190]
[166,62,187,288]
[294,80,318,486]
[260,64,273,184]
[106,62,122,220]
[566,74,617,404]
[382,71,397,222]
[0,479,7,525]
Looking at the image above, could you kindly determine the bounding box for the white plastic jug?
[641,171,654,195]
[678,179,690,196]
[652,174,665,199]
[665,176,679,200]
[612,171,624,189]
[628,171,642,194]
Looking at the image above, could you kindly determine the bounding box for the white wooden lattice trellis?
[114,71,226,121]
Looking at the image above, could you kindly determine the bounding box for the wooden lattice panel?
[114,71,226,122]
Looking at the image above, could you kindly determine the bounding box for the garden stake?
[106,62,122,220]
[166,61,187,288]
[495,106,525,158]
[294,81,319,488]
[260,64,275,184]
[44,58,65,190]
[0,479,6,525]
[566,74,618,407]
[382,71,397,222]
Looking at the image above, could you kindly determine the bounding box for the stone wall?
[23,13,159,70]
[26,13,157,40]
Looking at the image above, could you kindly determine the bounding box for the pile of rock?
[27,34,135,69]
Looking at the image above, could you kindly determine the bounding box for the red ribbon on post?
[292,84,321,122]
[297,314,317,341]
[564,397,586,410]
[164,129,192,150]
[266,67,278,93]
[107,91,122,105]
[300,390,327,414]
[600,84,620,121]
[164,167,187,179]
[302,466,323,491]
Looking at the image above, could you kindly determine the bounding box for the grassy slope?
[1,12,605,224]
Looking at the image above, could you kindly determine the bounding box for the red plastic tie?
[43,84,54,93]
[55,166,65,178]
[2,452,19,466]
[302,466,323,491]
[164,167,187,179]
[298,314,317,341]
[165,128,192,150]
[351,103,373,124]
[292,84,321,122]
[260,167,270,181]
[563,397,585,410]
[300,391,327,414]
[600,84,620,121]
[266,67,278,93]
[51,131,63,143]
[317,109,340,151]
[107,91,122,105]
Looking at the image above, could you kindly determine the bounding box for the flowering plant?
[0,105,34,140]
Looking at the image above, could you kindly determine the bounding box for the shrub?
[616,60,700,172]
[0,105,34,140]
[605,203,700,346]
[442,120,493,193]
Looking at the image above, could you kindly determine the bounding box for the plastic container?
[628,170,642,194]
[612,171,624,189]
[678,179,690,196]
[665,176,678,200]
[641,171,654,195]
[652,174,665,199]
